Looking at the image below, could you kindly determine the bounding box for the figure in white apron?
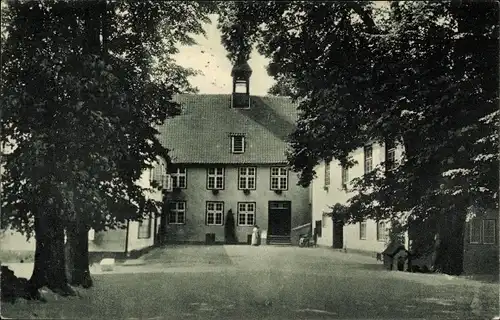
[251,225,260,246]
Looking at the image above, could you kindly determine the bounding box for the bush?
[1,266,42,303]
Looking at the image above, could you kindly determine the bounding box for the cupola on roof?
[231,61,253,80]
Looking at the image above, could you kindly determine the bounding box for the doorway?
[333,219,344,249]
[268,201,292,236]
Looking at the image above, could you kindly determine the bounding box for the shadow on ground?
[140,245,234,266]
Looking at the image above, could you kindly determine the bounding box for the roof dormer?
[231,60,252,109]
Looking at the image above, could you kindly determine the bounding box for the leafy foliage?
[218,0,498,218]
[1,1,214,237]
[218,1,498,274]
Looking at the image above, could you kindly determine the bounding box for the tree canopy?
[218,1,498,274]
[1,0,213,236]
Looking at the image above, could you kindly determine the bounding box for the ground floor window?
[168,201,186,224]
[237,202,255,226]
[483,219,496,244]
[376,221,388,242]
[359,221,367,240]
[471,218,497,244]
[138,216,152,239]
[206,201,224,225]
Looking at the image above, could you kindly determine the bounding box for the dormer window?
[231,135,245,153]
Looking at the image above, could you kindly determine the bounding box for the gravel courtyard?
[2,245,499,319]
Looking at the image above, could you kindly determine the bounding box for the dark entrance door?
[332,219,344,249]
[268,201,291,236]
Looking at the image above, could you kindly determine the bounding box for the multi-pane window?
[207,168,224,190]
[171,167,187,189]
[341,166,349,189]
[231,136,245,153]
[470,218,497,244]
[168,201,186,224]
[150,163,164,185]
[237,202,255,226]
[359,221,367,240]
[483,219,496,244]
[364,145,373,174]
[377,221,388,242]
[470,219,482,244]
[238,167,256,190]
[269,201,289,210]
[270,167,288,190]
[324,162,330,187]
[206,202,224,225]
[386,141,396,171]
[138,216,151,239]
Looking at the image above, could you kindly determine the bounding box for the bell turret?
[231,60,252,108]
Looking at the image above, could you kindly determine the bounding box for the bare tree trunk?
[61,1,102,289]
[29,210,75,296]
[66,220,93,288]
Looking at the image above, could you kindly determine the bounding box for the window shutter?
[164,174,172,192]
[151,165,160,186]
[231,136,245,153]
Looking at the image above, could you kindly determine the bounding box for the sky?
[173,15,275,96]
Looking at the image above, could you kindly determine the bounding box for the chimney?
[231,60,252,109]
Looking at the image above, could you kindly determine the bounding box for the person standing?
[251,225,260,246]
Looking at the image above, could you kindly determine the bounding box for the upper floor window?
[364,145,373,174]
[207,168,224,190]
[386,141,396,171]
[324,162,330,187]
[171,167,187,189]
[341,166,349,189]
[239,167,256,190]
[231,135,245,153]
[168,201,186,225]
[270,167,288,190]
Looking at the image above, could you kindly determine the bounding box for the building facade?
[0,161,163,257]
[311,141,406,256]
[463,207,498,274]
[311,141,498,275]
[158,63,310,245]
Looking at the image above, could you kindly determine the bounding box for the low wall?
[290,223,312,246]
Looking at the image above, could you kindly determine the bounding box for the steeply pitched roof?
[157,94,299,164]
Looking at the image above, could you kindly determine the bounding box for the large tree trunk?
[65,220,93,288]
[29,210,75,296]
[403,134,468,275]
[433,210,466,275]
